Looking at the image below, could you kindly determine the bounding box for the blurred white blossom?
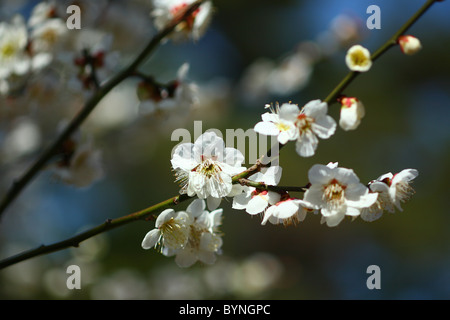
[151,0,213,42]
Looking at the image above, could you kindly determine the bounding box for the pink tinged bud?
[398,35,422,55]
[339,97,365,131]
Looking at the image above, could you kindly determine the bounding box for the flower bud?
[339,96,365,131]
[398,35,422,55]
[345,44,372,72]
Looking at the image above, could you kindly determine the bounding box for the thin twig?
[324,0,437,105]
[238,178,309,193]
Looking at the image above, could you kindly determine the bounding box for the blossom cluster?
[139,1,421,268]
[142,127,418,266]
[142,199,223,268]
[0,1,422,270]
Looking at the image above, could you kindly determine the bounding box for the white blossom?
[28,1,58,28]
[51,138,104,188]
[141,199,224,268]
[262,197,318,226]
[0,15,52,95]
[254,100,336,157]
[0,16,31,79]
[171,131,246,210]
[254,103,298,145]
[141,208,191,251]
[360,169,418,222]
[303,163,378,227]
[345,44,372,72]
[294,100,336,157]
[232,166,283,216]
[339,97,365,131]
[173,199,223,268]
[151,0,213,42]
[30,18,68,53]
[388,169,419,211]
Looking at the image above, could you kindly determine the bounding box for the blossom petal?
[279,103,299,122]
[303,100,327,118]
[261,112,279,123]
[296,131,318,157]
[307,164,333,185]
[254,121,280,136]
[232,188,253,210]
[207,196,222,211]
[323,212,345,227]
[141,229,160,249]
[312,115,336,139]
[246,195,269,215]
[175,248,198,268]
[186,199,206,218]
[155,208,176,228]
[346,192,378,209]
[275,200,299,219]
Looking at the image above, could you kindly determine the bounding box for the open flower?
[141,208,191,252]
[0,15,52,95]
[303,163,378,227]
[232,166,283,216]
[171,131,246,210]
[30,18,68,53]
[360,177,393,222]
[345,44,372,72]
[339,97,365,131]
[254,100,336,157]
[0,16,31,79]
[173,199,223,268]
[254,103,298,145]
[151,0,213,42]
[262,197,318,226]
[360,169,418,221]
[387,169,419,211]
[294,100,336,157]
[141,199,224,268]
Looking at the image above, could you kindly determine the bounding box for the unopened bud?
[339,96,365,131]
[398,35,422,55]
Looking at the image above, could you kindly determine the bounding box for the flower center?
[1,42,17,59]
[160,217,189,250]
[42,29,58,45]
[349,50,369,66]
[296,113,314,133]
[187,224,204,249]
[323,178,346,208]
[195,158,222,179]
[276,121,292,132]
[395,181,415,203]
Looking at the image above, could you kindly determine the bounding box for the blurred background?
[0,0,449,299]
